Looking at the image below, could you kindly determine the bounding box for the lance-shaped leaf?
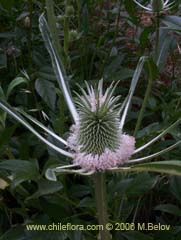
[0,99,72,158]
[6,77,28,99]
[162,15,181,31]
[131,161,181,176]
[120,56,147,130]
[0,160,39,188]
[109,161,181,176]
[39,14,79,123]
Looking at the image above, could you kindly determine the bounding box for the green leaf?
[35,78,56,110]
[0,85,5,99]
[32,49,47,67]
[124,0,138,24]
[70,184,91,198]
[107,68,134,82]
[104,55,124,79]
[0,125,17,145]
[78,197,95,208]
[37,71,57,82]
[140,27,153,49]
[129,160,181,176]
[6,77,28,99]
[157,34,173,70]
[162,16,181,31]
[137,122,160,138]
[27,179,63,200]
[0,160,39,187]
[126,172,158,197]
[0,111,6,127]
[170,176,181,203]
[155,204,181,217]
[144,57,159,79]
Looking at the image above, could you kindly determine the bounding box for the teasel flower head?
[67,80,135,171]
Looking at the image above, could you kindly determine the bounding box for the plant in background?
[132,0,180,137]
[0,12,180,240]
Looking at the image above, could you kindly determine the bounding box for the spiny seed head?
[74,80,121,155]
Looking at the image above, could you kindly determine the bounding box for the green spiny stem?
[94,173,111,240]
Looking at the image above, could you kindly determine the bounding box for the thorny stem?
[94,173,111,240]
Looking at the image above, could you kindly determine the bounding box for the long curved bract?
[134,119,181,154]
[0,99,72,158]
[39,14,79,123]
[18,109,67,146]
[120,57,147,130]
